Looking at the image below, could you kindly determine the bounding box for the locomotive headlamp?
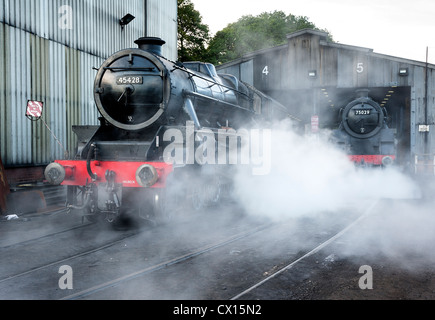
[44,162,66,185]
[136,164,159,187]
[382,156,394,166]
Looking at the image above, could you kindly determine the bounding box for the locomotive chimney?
[356,89,370,98]
[135,37,166,56]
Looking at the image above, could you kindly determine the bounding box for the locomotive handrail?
[242,81,301,122]
[182,90,256,114]
[103,67,155,71]
[172,65,253,101]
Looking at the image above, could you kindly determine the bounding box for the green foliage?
[177,0,210,62]
[176,1,333,65]
[205,11,333,65]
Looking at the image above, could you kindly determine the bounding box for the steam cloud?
[233,119,421,221]
[232,119,435,271]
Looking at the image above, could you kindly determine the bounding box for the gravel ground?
[252,253,435,300]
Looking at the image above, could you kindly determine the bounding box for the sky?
[191,0,435,64]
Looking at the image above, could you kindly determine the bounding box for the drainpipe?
[144,0,148,36]
[425,46,429,155]
[423,46,434,175]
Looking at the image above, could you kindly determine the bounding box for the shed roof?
[217,29,434,70]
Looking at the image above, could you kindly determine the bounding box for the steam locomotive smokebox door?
[94,44,171,131]
[342,97,384,139]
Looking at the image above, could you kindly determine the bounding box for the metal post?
[424,47,429,158]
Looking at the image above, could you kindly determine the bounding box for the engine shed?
[216,29,435,174]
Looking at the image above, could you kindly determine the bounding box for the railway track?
[61,222,274,300]
[0,228,140,285]
[0,203,270,299]
[61,201,377,300]
[0,217,91,250]
[0,199,381,301]
[230,199,380,300]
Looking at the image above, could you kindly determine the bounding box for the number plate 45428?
[116,76,143,85]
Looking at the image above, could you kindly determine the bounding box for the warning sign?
[26,100,43,119]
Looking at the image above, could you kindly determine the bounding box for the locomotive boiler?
[331,89,396,167]
[44,37,289,224]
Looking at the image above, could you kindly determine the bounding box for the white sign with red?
[311,115,319,133]
[26,100,43,118]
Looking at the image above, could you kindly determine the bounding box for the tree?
[205,11,333,65]
[177,0,210,62]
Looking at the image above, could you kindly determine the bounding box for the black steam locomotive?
[331,89,396,167]
[44,37,290,224]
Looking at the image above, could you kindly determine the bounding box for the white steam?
[233,120,421,222]
[339,201,435,271]
[231,120,435,271]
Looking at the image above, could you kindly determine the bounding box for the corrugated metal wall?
[0,0,177,167]
[147,0,178,60]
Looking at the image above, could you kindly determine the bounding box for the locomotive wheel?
[205,177,221,205]
[190,186,204,211]
[190,183,205,211]
[189,178,222,211]
[152,189,173,224]
[136,189,176,225]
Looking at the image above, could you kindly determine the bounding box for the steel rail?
[0,230,139,285]
[230,199,381,300]
[60,222,274,300]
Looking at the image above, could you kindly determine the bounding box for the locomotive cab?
[183,61,218,78]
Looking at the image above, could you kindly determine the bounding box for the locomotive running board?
[183,90,255,114]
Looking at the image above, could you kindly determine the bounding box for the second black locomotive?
[331,89,396,167]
